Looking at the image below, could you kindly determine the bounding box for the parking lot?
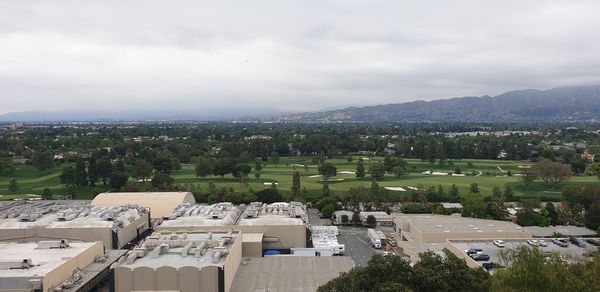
[337,226,378,266]
[307,208,332,226]
[452,239,599,267]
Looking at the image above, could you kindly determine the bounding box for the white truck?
[368,228,382,249]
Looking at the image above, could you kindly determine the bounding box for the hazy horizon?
[2,1,600,116]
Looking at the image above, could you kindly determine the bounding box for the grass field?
[1,156,598,201]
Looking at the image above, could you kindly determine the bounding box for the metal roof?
[91,192,196,218]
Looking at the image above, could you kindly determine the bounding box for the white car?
[493,240,506,248]
[538,239,548,247]
[527,239,539,246]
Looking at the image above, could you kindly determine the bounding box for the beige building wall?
[113,235,242,292]
[42,241,104,292]
[91,192,196,219]
[223,234,242,292]
[241,234,263,257]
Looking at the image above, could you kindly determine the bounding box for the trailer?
[367,228,382,249]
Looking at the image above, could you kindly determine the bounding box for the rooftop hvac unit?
[0,259,33,270]
[37,240,70,249]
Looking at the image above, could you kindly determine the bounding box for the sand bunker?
[422,171,448,176]
[308,175,322,178]
[320,178,345,182]
[452,173,465,177]
[518,165,531,169]
[384,186,406,191]
[406,186,419,190]
[263,182,279,185]
[338,171,356,174]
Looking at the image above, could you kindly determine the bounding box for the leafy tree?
[0,157,15,176]
[270,151,279,166]
[392,165,407,176]
[32,150,54,171]
[469,183,479,194]
[213,158,235,180]
[109,171,129,190]
[59,166,75,187]
[42,187,53,200]
[88,157,98,187]
[516,199,542,226]
[491,245,600,292]
[449,184,460,202]
[131,159,153,182]
[346,156,353,163]
[356,159,365,178]
[8,178,18,193]
[491,186,502,198]
[503,185,515,201]
[533,159,571,184]
[96,157,113,185]
[291,171,301,197]
[366,215,377,227]
[321,203,336,218]
[539,208,551,227]
[73,158,88,187]
[194,156,213,177]
[319,162,337,179]
[232,163,251,178]
[369,162,385,180]
[454,167,462,174]
[545,202,559,225]
[153,151,175,174]
[255,188,282,203]
[151,173,174,190]
[254,158,263,171]
[521,167,538,187]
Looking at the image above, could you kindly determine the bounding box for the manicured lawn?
[2,156,598,201]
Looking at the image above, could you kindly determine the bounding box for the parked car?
[493,240,506,248]
[538,239,548,247]
[471,253,491,261]
[465,248,483,257]
[585,239,600,246]
[526,239,539,246]
[383,251,395,257]
[569,237,587,247]
[553,238,569,247]
[388,239,398,247]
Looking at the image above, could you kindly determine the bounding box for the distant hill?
[267,85,600,123]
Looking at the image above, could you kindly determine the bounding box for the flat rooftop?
[117,231,239,269]
[230,256,354,292]
[0,201,147,230]
[237,202,307,226]
[522,225,597,237]
[158,202,241,228]
[393,214,525,234]
[0,241,99,278]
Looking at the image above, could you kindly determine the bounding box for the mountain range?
[2,85,600,123]
[267,85,600,123]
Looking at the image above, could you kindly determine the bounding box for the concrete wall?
[242,240,263,257]
[445,240,481,268]
[223,234,242,292]
[115,213,150,248]
[43,242,104,292]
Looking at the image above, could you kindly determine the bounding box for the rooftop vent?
[0,259,33,270]
[37,240,70,249]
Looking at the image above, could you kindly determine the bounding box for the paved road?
[307,208,331,226]
[338,226,377,267]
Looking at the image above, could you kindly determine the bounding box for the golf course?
[1,156,597,201]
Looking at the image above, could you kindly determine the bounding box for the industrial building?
[91,192,196,219]
[0,240,123,292]
[111,230,242,292]
[0,201,150,249]
[230,256,355,292]
[392,214,532,263]
[156,201,309,256]
[156,202,241,231]
[359,211,393,226]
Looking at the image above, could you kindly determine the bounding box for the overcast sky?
[1,0,600,116]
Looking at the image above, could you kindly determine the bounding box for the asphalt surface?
[337,226,378,266]
[307,208,332,226]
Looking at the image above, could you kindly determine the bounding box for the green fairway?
[1,157,598,201]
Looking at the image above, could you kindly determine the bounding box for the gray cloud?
[1,0,600,115]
